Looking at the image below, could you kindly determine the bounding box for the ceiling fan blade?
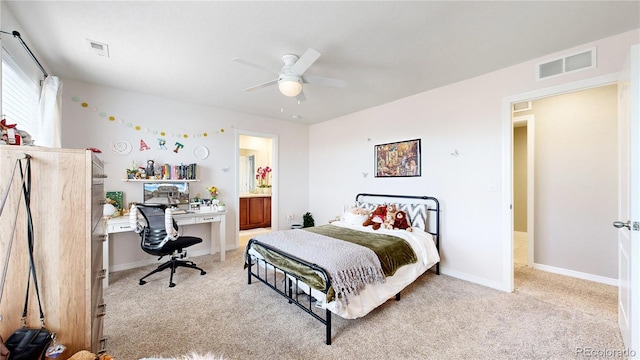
[303,75,347,88]
[290,48,321,75]
[232,58,279,76]
[243,79,278,92]
[295,91,306,102]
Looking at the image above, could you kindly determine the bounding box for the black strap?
[0,158,28,307]
[18,157,46,326]
[0,158,22,217]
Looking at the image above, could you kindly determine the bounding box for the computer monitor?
[143,182,190,206]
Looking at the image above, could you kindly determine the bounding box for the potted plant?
[217,202,226,211]
[126,168,138,179]
[207,186,220,205]
[303,212,314,228]
[256,166,272,194]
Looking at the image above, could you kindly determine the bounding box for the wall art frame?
[106,191,124,211]
[374,138,421,178]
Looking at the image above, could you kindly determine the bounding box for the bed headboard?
[354,193,440,256]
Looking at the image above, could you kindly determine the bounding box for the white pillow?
[343,211,368,226]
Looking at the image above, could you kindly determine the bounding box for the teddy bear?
[362,205,387,230]
[68,350,113,360]
[339,206,370,225]
[392,210,413,232]
[0,119,22,145]
[0,119,34,146]
[383,204,398,230]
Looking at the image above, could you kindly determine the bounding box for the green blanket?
[247,225,417,300]
[303,225,417,277]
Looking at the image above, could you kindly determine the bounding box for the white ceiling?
[3,1,639,125]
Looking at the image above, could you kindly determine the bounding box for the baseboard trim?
[532,263,619,286]
[441,268,509,292]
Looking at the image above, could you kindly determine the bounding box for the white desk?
[104,210,226,287]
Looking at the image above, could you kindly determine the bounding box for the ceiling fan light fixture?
[278,75,302,97]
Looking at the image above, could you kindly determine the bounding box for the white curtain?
[38,75,62,147]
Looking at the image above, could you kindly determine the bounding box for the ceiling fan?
[233,48,346,102]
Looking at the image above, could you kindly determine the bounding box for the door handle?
[613,220,631,230]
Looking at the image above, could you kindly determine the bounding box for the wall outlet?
[488,181,500,192]
[287,213,294,223]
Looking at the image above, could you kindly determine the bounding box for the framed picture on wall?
[375,138,421,177]
[106,191,124,210]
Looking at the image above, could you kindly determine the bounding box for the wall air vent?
[86,39,109,58]
[537,47,595,80]
[512,101,532,113]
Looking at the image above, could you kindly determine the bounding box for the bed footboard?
[246,239,333,345]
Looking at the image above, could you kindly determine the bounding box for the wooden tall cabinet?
[0,146,106,356]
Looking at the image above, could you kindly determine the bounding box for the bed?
[244,193,440,344]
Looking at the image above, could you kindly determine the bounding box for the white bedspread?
[248,221,440,319]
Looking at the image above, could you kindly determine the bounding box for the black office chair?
[130,203,206,287]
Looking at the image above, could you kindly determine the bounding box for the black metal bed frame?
[246,193,440,345]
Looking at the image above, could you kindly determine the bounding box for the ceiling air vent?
[86,39,109,58]
[537,47,595,80]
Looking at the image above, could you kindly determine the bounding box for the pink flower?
[256,166,273,187]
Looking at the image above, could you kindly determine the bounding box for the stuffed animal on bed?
[362,205,387,230]
[383,204,398,230]
[341,206,369,225]
[392,210,413,232]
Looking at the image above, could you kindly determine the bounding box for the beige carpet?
[103,249,623,360]
[238,228,271,247]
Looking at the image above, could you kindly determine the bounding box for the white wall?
[0,3,45,86]
[530,85,618,278]
[60,79,309,270]
[309,29,640,289]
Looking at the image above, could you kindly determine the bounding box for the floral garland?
[72,96,225,139]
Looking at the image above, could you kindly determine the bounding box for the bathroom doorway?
[237,132,277,247]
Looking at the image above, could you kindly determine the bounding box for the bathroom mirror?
[239,135,273,194]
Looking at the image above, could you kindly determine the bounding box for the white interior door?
[616,44,639,358]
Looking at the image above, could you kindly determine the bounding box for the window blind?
[1,47,40,143]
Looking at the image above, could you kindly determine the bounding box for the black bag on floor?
[4,328,52,360]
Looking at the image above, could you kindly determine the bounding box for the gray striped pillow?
[354,201,378,212]
[395,203,428,230]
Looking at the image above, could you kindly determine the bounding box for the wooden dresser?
[0,146,107,355]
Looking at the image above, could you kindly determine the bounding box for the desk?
[104,210,226,287]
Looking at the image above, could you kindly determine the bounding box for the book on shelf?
[161,163,197,180]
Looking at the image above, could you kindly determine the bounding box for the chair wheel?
[139,280,146,285]
[200,271,206,275]
[169,282,176,287]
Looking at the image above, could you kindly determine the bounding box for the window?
[1,47,40,144]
